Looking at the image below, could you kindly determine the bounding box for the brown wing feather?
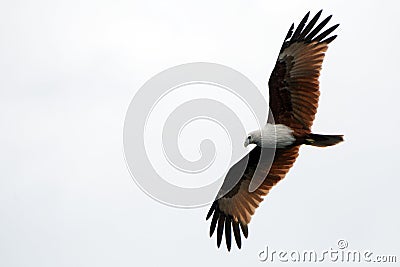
[206,146,300,250]
[268,11,338,135]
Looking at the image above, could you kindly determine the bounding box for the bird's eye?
[247,136,251,140]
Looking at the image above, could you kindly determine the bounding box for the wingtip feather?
[225,218,232,251]
[240,223,249,239]
[206,202,216,220]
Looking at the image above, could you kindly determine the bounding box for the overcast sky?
[1,1,400,266]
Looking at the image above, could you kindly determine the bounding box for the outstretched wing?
[268,10,339,135]
[206,146,300,250]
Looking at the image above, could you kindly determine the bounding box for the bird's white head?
[244,124,296,148]
[244,130,262,147]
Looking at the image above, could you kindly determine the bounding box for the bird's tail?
[304,133,344,147]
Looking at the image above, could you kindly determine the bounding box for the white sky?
[1,0,400,266]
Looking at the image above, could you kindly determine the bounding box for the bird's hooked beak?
[244,138,250,147]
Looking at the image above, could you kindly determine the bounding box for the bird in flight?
[206,10,343,251]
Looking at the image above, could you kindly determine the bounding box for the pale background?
[1,0,399,266]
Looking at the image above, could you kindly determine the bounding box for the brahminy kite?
[206,10,343,251]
